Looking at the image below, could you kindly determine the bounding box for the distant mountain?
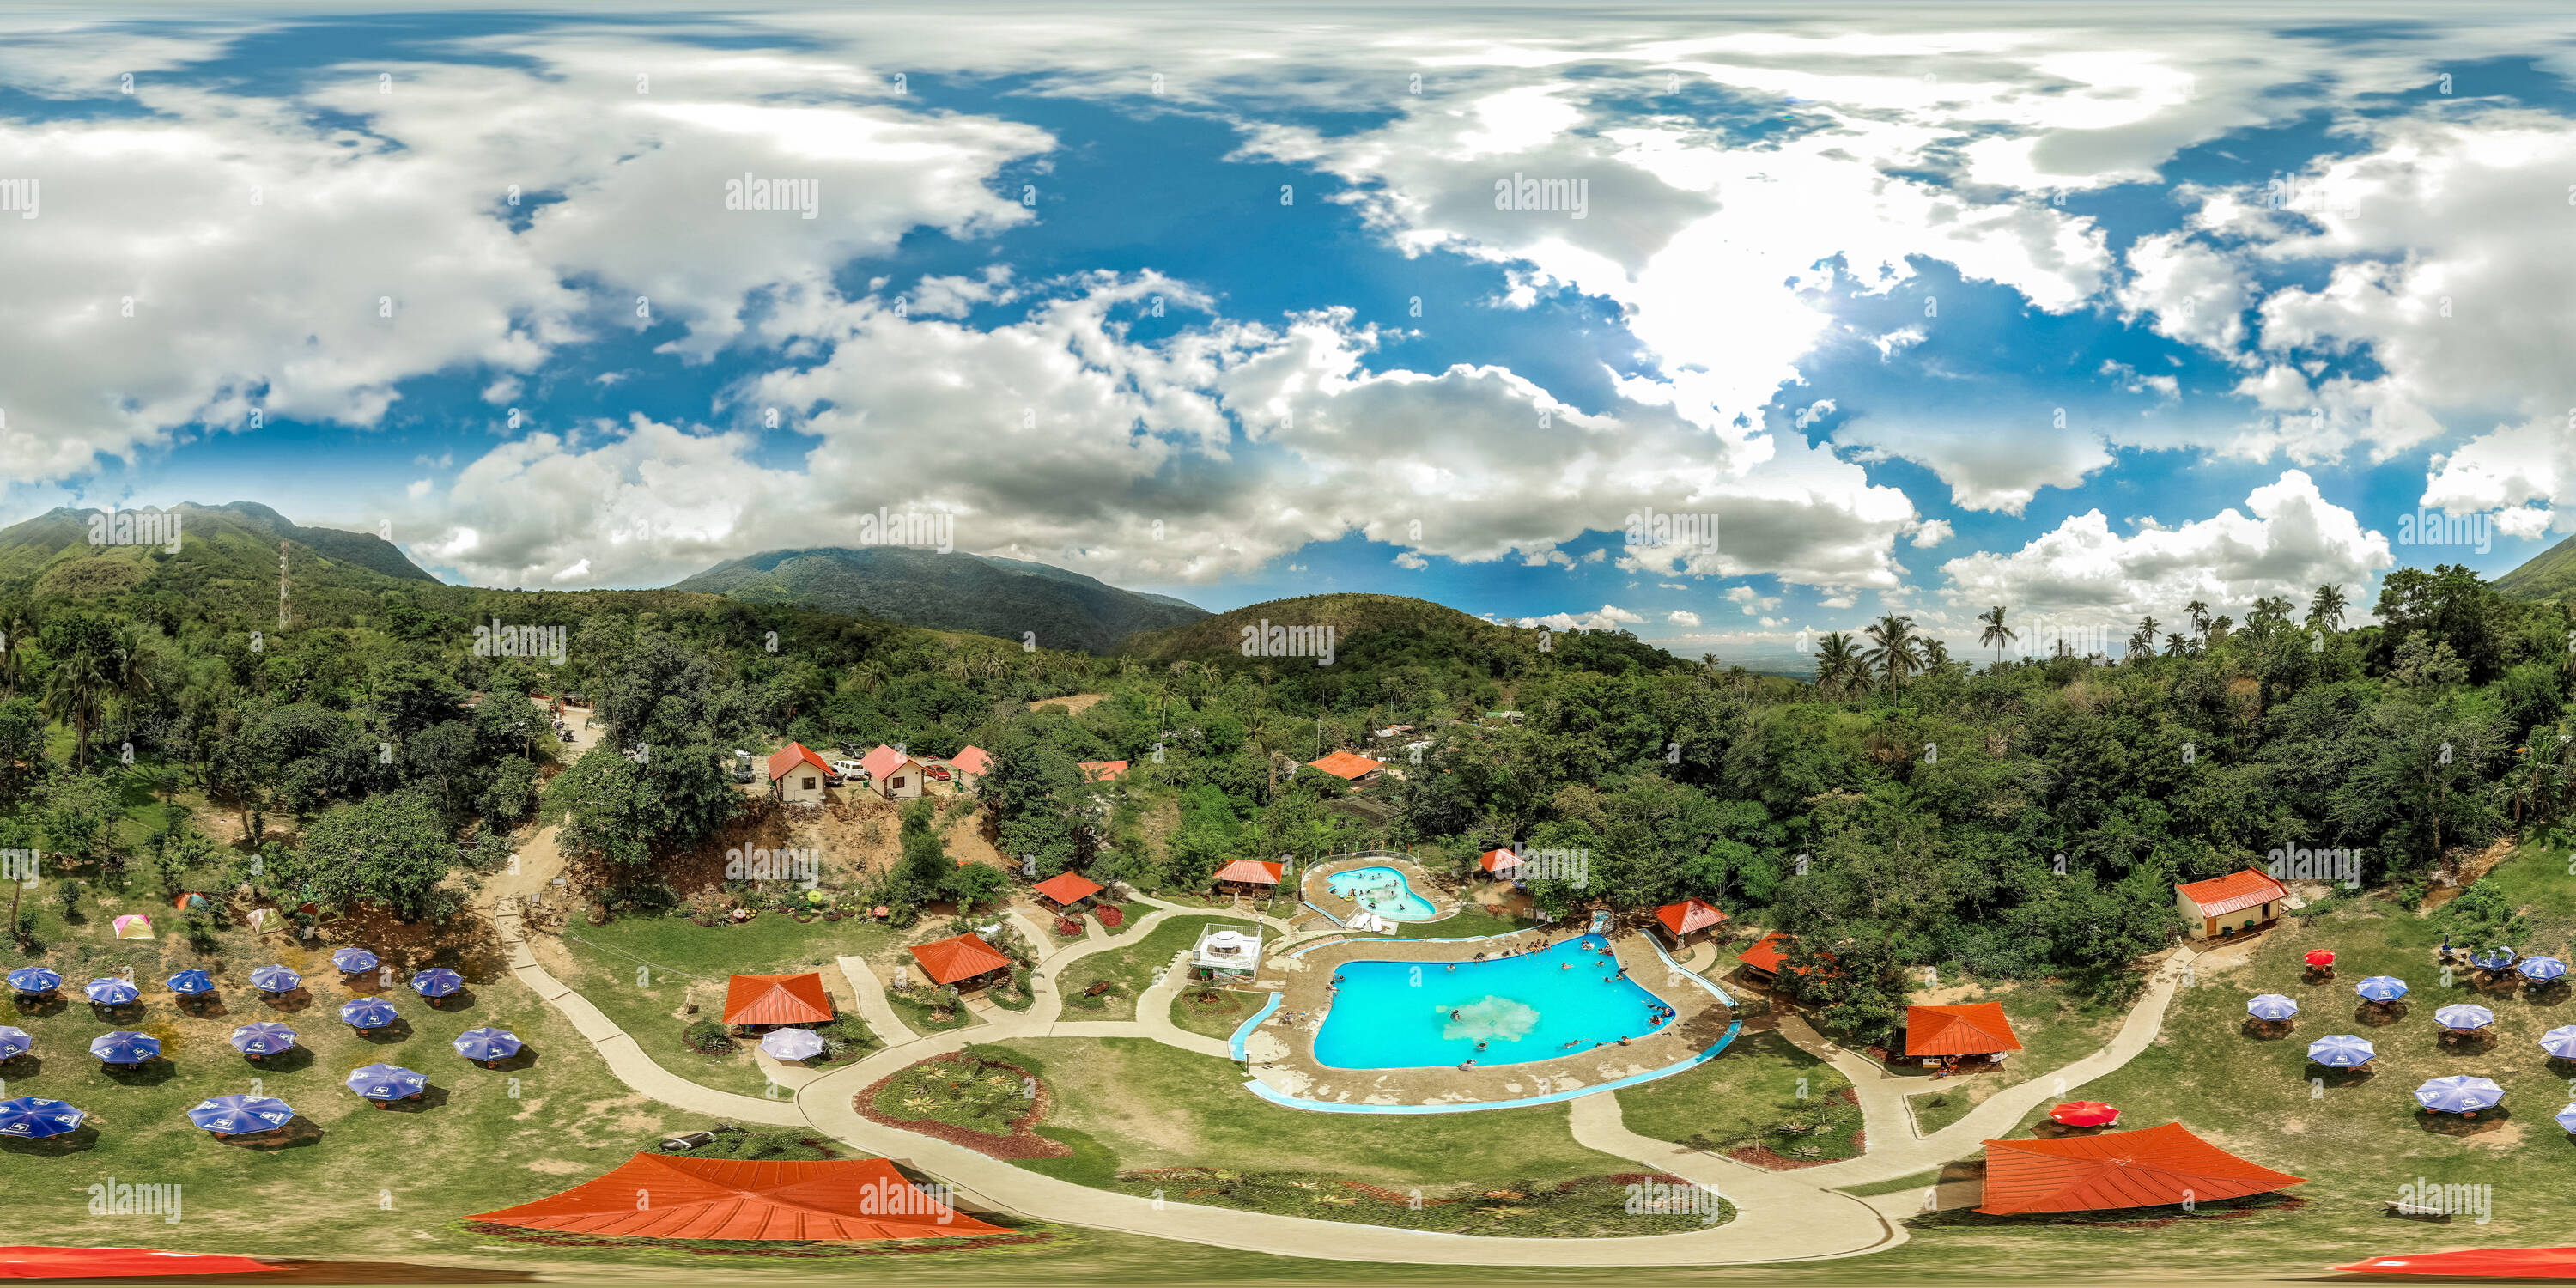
[670,547,1205,653]
[2495,532,2576,604]
[1115,592,1498,664]
[0,501,441,621]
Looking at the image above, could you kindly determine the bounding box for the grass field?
[1168,985,1263,1041]
[1054,915,1258,1022]
[550,911,895,1097]
[1613,1029,1860,1159]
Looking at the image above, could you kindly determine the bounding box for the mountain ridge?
[670,546,1205,653]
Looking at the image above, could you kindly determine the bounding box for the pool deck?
[1302,852,1461,925]
[1239,927,1732,1108]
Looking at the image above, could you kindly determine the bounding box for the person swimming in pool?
[1451,1009,1461,1020]
[1475,1040,1487,1052]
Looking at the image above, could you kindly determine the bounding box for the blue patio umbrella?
[452,1027,522,1062]
[2306,1034,2376,1066]
[2470,946,2517,971]
[410,968,464,999]
[7,967,61,995]
[2415,1074,2505,1113]
[248,965,301,994]
[0,1026,30,1060]
[83,977,139,1006]
[2357,975,2409,1002]
[187,1094,295,1136]
[229,1022,296,1056]
[338,997,399,1030]
[2559,1103,2576,1133]
[331,948,380,974]
[0,1096,86,1139]
[345,1063,428,1101]
[2247,993,2300,1021]
[89,1030,160,1064]
[167,969,216,996]
[2519,956,2568,982]
[2434,1003,2497,1030]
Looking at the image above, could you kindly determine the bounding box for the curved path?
[488,883,2198,1267]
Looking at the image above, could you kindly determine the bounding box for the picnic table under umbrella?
[230,1021,297,1057]
[332,948,380,974]
[452,1027,522,1065]
[187,1094,295,1137]
[346,1063,429,1104]
[0,1026,30,1061]
[2047,1101,2118,1127]
[2415,1074,2506,1114]
[2247,993,2299,1022]
[167,969,216,998]
[83,977,139,1006]
[410,968,464,1000]
[2470,947,2517,971]
[2357,975,2409,1003]
[2307,1033,2377,1066]
[248,965,301,994]
[2519,956,2568,983]
[2435,1003,2497,1030]
[0,1096,86,1139]
[8,967,61,996]
[339,997,400,1030]
[89,1031,160,1066]
[759,1027,824,1060]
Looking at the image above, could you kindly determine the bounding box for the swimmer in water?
[1451,1009,1461,1020]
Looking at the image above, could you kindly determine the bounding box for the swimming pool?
[1324,866,1438,921]
[1312,934,1673,1069]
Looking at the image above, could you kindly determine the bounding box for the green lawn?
[1168,986,1264,1042]
[552,911,894,1097]
[1900,977,2126,1135]
[980,1036,1719,1236]
[1054,916,1258,1022]
[1843,838,2576,1280]
[1094,902,1151,936]
[1613,1029,1859,1160]
[1419,905,1527,939]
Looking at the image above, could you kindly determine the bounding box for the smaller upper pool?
[1325,866,1437,921]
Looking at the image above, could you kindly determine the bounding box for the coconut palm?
[2164,631,2190,659]
[2308,582,2348,634]
[2184,600,2211,647]
[42,648,112,769]
[1862,615,1921,691]
[2127,615,2160,662]
[1976,605,2017,665]
[848,659,889,696]
[0,604,30,698]
[1813,631,1864,695]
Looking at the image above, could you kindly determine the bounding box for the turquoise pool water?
[1325,865,1437,920]
[1313,934,1674,1069]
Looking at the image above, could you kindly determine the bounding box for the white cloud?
[2421,417,2576,535]
[1668,610,1702,627]
[1517,604,1643,631]
[1909,519,1953,548]
[1936,469,2393,622]
[1835,416,2115,515]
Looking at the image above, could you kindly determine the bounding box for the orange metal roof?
[2176,868,2287,917]
[1904,1002,2024,1056]
[860,744,918,782]
[1211,859,1283,885]
[765,742,833,782]
[948,745,993,776]
[908,933,1012,986]
[1078,760,1129,781]
[1305,750,1383,780]
[1478,848,1521,872]
[1738,930,1832,975]
[1655,898,1728,936]
[1977,1122,2306,1214]
[467,1154,1009,1242]
[1031,872,1103,905]
[720,973,835,1026]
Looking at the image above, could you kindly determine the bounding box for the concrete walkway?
[836,954,919,1045]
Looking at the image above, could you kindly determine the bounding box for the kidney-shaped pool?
[1312,934,1675,1070]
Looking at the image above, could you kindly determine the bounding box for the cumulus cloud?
[1936,469,2393,622]
[1835,416,2115,515]
[1517,605,1643,631]
[1668,610,1702,626]
[2421,418,2575,536]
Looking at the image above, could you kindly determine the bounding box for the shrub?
[683,1018,732,1054]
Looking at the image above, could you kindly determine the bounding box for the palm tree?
[42,649,111,769]
[1862,615,1921,691]
[2163,631,2190,659]
[1976,605,2016,665]
[1918,638,1951,671]
[2127,615,2160,662]
[2308,583,2348,634]
[848,659,888,696]
[1813,631,1863,695]
[0,605,28,699]
[2184,600,2210,647]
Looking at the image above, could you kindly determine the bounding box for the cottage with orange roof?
[1477,848,1522,879]
[1305,750,1383,786]
[1652,897,1728,951]
[859,744,927,801]
[1211,858,1284,896]
[765,743,834,806]
[945,744,993,789]
[1031,870,1103,911]
[720,972,835,1030]
[1077,759,1129,783]
[1902,1001,2023,1070]
[2175,868,2287,939]
[908,932,1014,992]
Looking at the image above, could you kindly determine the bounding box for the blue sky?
[3,6,2572,665]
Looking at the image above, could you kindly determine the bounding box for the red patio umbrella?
[2047,1101,2120,1127]
[2306,950,2336,967]
[0,1247,272,1278]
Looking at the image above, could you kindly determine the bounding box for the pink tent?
[112,914,154,940]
